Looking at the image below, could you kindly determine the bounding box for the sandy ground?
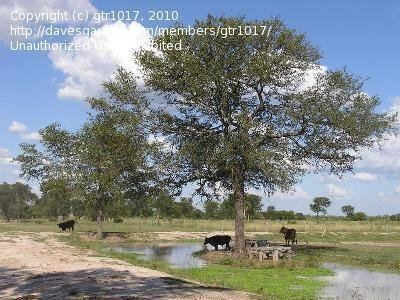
[0,232,251,299]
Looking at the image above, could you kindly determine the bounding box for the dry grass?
[0,218,399,234]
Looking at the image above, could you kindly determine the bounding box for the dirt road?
[0,232,250,299]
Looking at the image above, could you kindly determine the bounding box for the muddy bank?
[82,231,239,242]
[0,232,250,299]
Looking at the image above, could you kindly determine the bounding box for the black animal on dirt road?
[279,226,297,246]
[58,220,75,231]
[204,235,231,250]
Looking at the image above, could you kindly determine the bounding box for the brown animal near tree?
[279,226,297,246]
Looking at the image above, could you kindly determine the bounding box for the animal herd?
[203,227,297,250]
[57,221,297,249]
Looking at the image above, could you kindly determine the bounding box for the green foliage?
[177,265,331,300]
[13,15,397,235]
[16,68,156,235]
[390,214,400,221]
[202,193,263,220]
[0,182,38,221]
[341,205,355,218]
[138,14,396,196]
[218,193,263,219]
[137,15,396,250]
[203,200,220,219]
[310,197,331,217]
[263,207,306,220]
[37,179,82,218]
[353,211,368,221]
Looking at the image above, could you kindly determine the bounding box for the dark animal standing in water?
[279,226,297,246]
[58,220,75,231]
[204,235,231,250]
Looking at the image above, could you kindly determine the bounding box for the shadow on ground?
[0,266,230,299]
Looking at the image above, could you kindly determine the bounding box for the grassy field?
[1,218,400,233]
[255,232,400,274]
[57,230,400,299]
[61,234,333,300]
[2,218,400,299]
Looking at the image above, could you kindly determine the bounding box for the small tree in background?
[219,193,263,219]
[0,183,15,221]
[341,205,355,219]
[353,211,368,221]
[0,182,38,221]
[310,197,331,217]
[204,200,220,219]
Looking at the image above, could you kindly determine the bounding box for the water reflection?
[110,242,206,269]
[320,263,400,300]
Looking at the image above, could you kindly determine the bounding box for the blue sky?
[0,0,399,215]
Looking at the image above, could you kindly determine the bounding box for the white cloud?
[21,131,41,141]
[356,97,400,175]
[353,172,378,182]
[0,147,20,183]
[299,65,328,91]
[327,184,350,198]
[0,0,96,42]
[49,21,152,100]
[272,185,310,200]
[8,120,41,141]
[395,186,400,194]
[8,120,27,133]
[0,148,15,166]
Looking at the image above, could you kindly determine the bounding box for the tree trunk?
[233,164,246,255]
[96,208,103,239]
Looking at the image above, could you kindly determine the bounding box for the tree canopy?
[137,15,396,253]
[341,205,355,218]
[310,197,331,217]
[16,68,157,237]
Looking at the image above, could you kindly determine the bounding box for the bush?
[113,217,124,223]
[352,212,368,221]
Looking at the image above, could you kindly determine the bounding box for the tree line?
[1,182,397,222]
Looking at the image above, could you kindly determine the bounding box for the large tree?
[137,15,396,254]
[16,68,156,237]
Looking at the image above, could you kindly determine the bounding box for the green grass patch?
[294,244,400,274]
[174,265,331,300]
[59,234,332,300]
